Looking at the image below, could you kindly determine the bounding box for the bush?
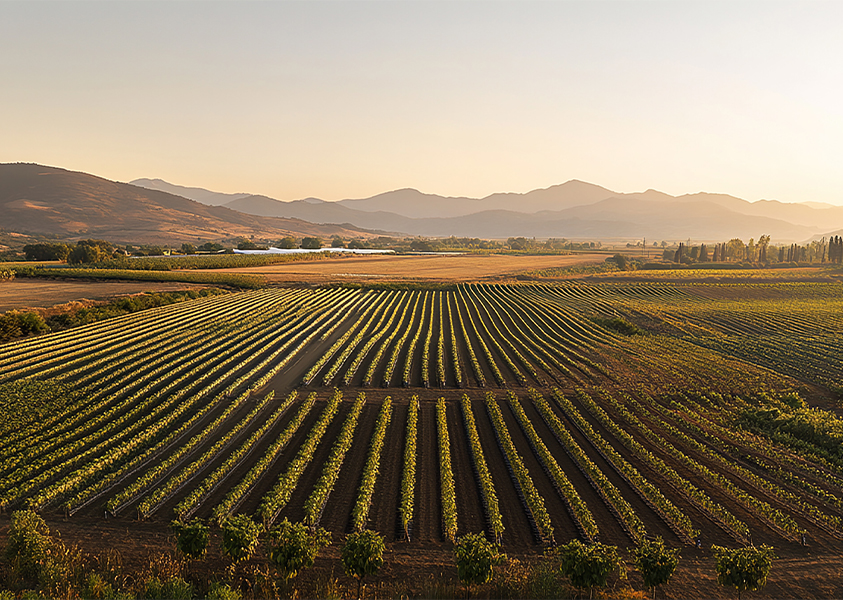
[206,581,241,600]
[301,237,322,250]
[592,317,643,336]
[454,533,507,589]
[341,530,385,600]
[558,540,625,596]
[5,510,53,584]
[221,515,262,563]
[711,545,775,599]
[631,537,679,599]
[0,311,49,342]
[267,519,331,582]
[80,572,119,600]
[140,576,193,600]
[171,519,209,560]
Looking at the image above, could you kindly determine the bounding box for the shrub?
[267,519,331,582]
[171,519,210,560]
[221,515,262,563]
[207,581,241,600]
[631,537,680,599]
[711,545,775,600]
[592,316,643,336]
[5,510,53,584]
[558,540,625,597]
[140,576,193,600]
[341,530,385,600]
[454,533,507,590]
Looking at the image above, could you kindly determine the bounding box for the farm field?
[185,252,607,284]
[0,280,205,311]
[2,280,843,597]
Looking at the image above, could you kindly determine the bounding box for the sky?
[2,1,842,205]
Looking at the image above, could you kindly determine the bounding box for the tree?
[698,243,709,263]
[631,537,680,600]
[300,237,322,250]
[453,533,506,597]
[341,529,385,600]
[410,239,434,252]
[726,238,745,262]
[507,237,530,251]
[68,244,103,264]
[611,254,629,270]
[757,235,770,263]
[711,545,775,600]
[276,236,296,249]
[558,540,625,599]
[171,519,210,560]
[266,519,331,583]
[23,243,69,261]
[180,243,196,255]
[330,237,345,248]
[221,515,262,563]
[236,239,259,250]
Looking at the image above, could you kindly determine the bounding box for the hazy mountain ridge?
[130,176,841,241]
[1,164,374,245]
[129,178,252,206]
[11,165,841,243]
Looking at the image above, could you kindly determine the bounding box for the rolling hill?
[0,164,374,245]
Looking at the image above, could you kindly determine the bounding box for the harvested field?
[184,252,607,284]
[0,279,201,311]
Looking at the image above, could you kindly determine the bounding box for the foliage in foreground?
[631,537,680,599]
[711,545,775,599]
[171,519,210,560]
[221,515,263,563]
[267,519,331,582]
[454,533,507,590]
[341,530,385,600]
[558,540,626,596]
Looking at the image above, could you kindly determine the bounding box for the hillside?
[0,164,373,245]
[129,178,252,206]
[223,191,819,242]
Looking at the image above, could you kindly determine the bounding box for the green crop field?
[2,280,843,597]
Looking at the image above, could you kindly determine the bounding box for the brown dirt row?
[411,397,441,544]
[445,399,492,539]
[261,400,352,525]
[316,402,381,533]
[365,401,407,539]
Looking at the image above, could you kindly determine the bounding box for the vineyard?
[2,280,843,565]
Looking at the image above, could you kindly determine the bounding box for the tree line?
[667,234,843,265]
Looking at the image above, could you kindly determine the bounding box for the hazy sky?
[2,1,842,204]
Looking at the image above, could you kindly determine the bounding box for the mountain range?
[0,164,373,245]
[0,163,837,246]
[132,178,843,243]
